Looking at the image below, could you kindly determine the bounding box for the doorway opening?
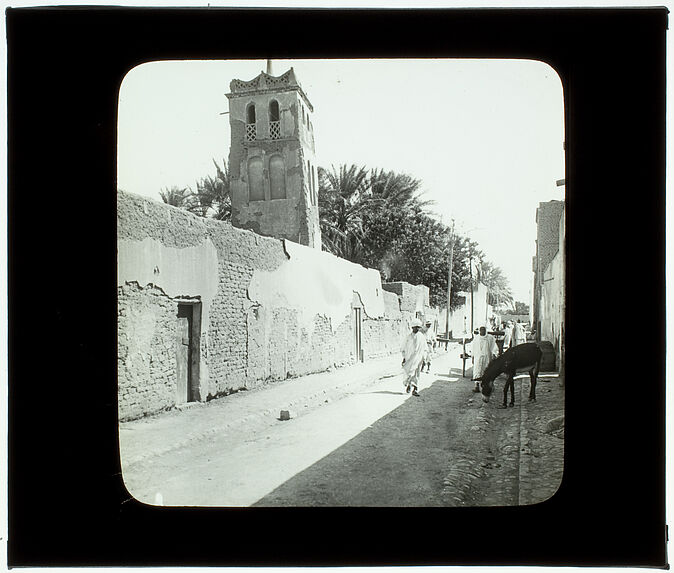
[353,307,363,363]
[176,301,202,404]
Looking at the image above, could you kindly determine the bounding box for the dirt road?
[121,349,564,507]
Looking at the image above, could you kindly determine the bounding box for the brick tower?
[226,64,322,248]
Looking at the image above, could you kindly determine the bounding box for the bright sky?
[118,58,565,303]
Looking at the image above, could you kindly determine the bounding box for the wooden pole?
[445,220,455,340]
[469,254,474,334]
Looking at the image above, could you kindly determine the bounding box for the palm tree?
[159,185,190,208]
[317,164,372,261]
[188,159,231,220]
[367,168,431,210]
[211,158,231,221]
[478,259,514,309]
[318,164,434,262]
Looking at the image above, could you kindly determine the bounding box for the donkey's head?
[478,357,507,403]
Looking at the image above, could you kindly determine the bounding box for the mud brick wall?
[118,190,433,420]
[118,191,290,417]
[382,281,429,314]
[536,201,564,276]
[117,190,210,247]
[117,282,177,421]
[362,290,405,358]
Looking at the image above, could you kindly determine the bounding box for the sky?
[117,58,565,303]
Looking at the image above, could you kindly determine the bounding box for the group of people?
[399,316,528,397]
[400,318,436,397]
[500,319,526,351]
[471,319,527,393]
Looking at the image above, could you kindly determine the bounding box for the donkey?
[477,343,542,408]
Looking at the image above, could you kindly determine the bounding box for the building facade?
[532,200,565,371]
[532,200,564,338]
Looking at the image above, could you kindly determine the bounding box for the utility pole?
[445,220,455,339]
[462,251,474,378]
[469,253,474,334]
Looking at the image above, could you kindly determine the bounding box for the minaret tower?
[226,62,322,249]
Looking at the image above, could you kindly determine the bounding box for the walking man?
[471,325,498,393]
[422,319,435,373]
[402,318,426,397]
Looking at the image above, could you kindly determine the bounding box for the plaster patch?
[117,237,219,323]
[247,239,385,334]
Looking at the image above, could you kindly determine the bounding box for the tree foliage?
[317,164,372,260]
[160,159,231,221]
[477,259,514,308]
[367,168,431,209]
[318,163,513,310]
[159,185,191,208]
[188,158,231,220]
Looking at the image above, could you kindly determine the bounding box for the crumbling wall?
[118,190,433,420]
[383,281,429,314]
[117,282,177,421]
[362,290,405,358]
[204,225,287,397]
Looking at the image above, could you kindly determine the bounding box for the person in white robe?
[421,320,435,373]
[401,318,426,396]
[471,325,498,392]
[502,321,513,352]
[513,320,526,346]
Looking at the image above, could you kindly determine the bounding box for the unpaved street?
[255,367,483,507]
[122,349,564,507]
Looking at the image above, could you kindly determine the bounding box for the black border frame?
[7,7,668,567]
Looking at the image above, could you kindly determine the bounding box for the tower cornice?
[226,67,313,111]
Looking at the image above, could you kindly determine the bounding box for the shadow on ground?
[253,376,475,507]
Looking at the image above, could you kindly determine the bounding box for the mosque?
[227,61,322,249]
[117,62,438,421]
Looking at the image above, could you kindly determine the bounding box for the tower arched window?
[269,100,279,121]
[246,104,256,141]
[269,155,286,200]
[269,100,281,140]
[247,156,264,201]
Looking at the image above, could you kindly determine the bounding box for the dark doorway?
[176,302,201,403]
[354,307,363,362]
